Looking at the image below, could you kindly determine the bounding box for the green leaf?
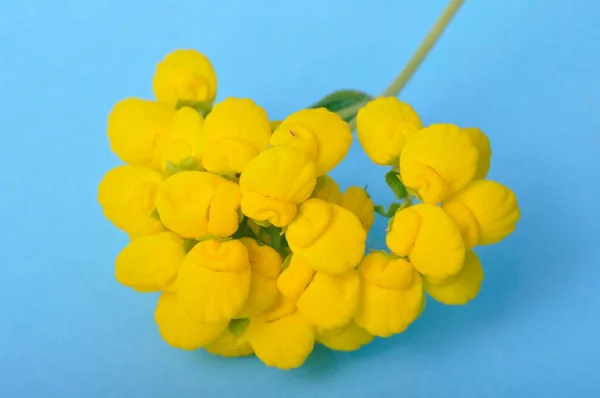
[308,89,372,122]
[384,170,408,199]
[228,318,249,337]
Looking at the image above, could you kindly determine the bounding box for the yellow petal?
[271,108,352,176]
[424,250,484,305]
[277,255,316,300]
[341,186,375,232]
[311,175,343,204]
[239,146,316,227]
[248,296,315,370]
[115,231,184,292]
[200,98,271,173]
[157,107,204,172]
[400,123,479,204]
[156,171,241,238]
[386,204,465,279]
[462,127,492,180]
[442,180,520,247]
[154,293,227,350]
[176,239,251,322]
[286,198,367,274]
[153,49,217,107]
[107,98,175,169]
[316,321,374,352]
[205,325,253,358]
[356,97,422,165]
[97,165,164,235]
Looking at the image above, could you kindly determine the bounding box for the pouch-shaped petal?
[97,165,164,235]
[286,198,366,274]
[311,175,343,204]
[462,127,491,180]
[341,186,375,232]
[200,98,271,173]
[239,146,317,227]
[354,252,424,337]
[400,124,479,204]
[154,293,228,350]
[424,250,484,305]
[156,171,241,238]
[277,255,316,300]
[156,107,204,172]
[270,108,352,176]
[386,204,465,279]
[153,49,218,107]
[248,296,315,370]
[316,321,373,352]
[107,98,175,169]
[442,180,520,247]
[205,322,254,358]
[176,239,251,323]
[356,97,422,165]
[115,231,184,292]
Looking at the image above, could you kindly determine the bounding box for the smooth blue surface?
[1,0,599,397]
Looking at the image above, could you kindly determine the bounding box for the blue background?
[1,0,599,397]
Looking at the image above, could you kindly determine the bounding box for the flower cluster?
[98,49,520,370]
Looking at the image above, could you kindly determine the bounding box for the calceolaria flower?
[316,321,373,352]
[270,108,352,176]
[340,186,375,233]
[356,96,422,165]
[157,106,204,172]
[97,165,164,236]
[285,198,367,274]
[156,171,242,239]
[153,49,218,107]
[205,320,254,358]
[239,146,317,227]
[462,127,492,180]
[424,250,484,305]
[311,175,343,204]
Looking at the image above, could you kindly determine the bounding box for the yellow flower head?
[354,252,424,337]
[97,165,164,236]
[462,127,492,180]
[248,295,315,370]
[154,293,228,350]
[239,146,317,227]
[311,175,343,204]
[176,239,251,323]
[386,204,465,279]
[153,49,217,107]
[157,107,204,172]
[285,198,367,275]
[156,171,241,239]
[205,321,254,358]
[341,186,375,233]
[278,256,360,329]
[424,250,484,305]
[270,108,352,176]
[356,97,423,165]
[316,321,373,352]
[200,98,271,174]
[115,231,183,292]
[107,98,175,169]
[400,123,479,204]
[236,238,282,318]
[442,180,520,247]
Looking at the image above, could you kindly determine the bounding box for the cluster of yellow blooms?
[98,49,520,370]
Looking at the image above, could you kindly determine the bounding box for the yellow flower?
[205,322,254,358]
[248,295,315,370]
[356,97,423,165]
[340,186,375,232]
[386,204,465,279]
[311,175,343,204]
[270,108,352,176]
[154,293,228,350]
[156,171,241,239]
[200,98,271,174]
[278,255,360,329]
[316,321,373,352]
[424,250,484,305]
[354,252,424,337]
[97,165,164,236]
[152,49,217,107]
[462,127,491,180]
[239,146,317,227]
[115,231,183,292]
[157,107,204,172]
[236,238,282,318]
[176,239,251,323]
[107,98,175,169]
[442,180,520,248]
[285,198,366,274]
[400,123,479,204]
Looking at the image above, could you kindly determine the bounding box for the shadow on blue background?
[0,0,599,397]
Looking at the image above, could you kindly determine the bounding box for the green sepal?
[375,202,403,218]
[178,156,199,171]
[175,99,212,117]
[384,170,408,199]
[165,161,179,176]
[281,253,292,271]
[228,318,249,337]
[183,238,198,253]
[253,219,271,228]
[308,89,372,123]
[150,208,161,222]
